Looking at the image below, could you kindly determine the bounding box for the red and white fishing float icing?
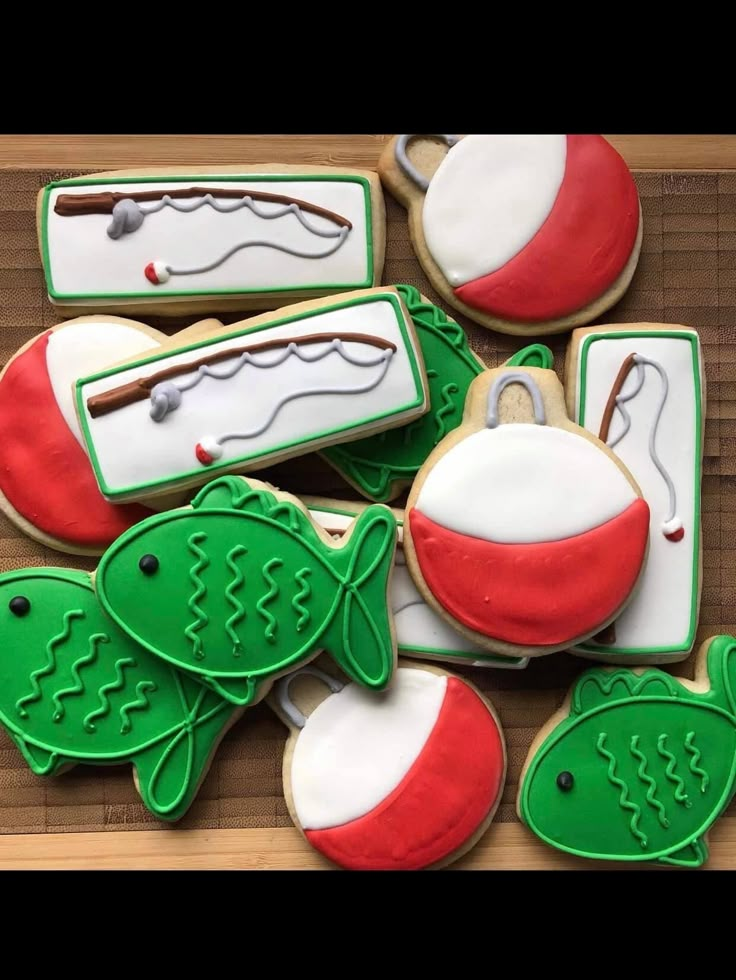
[395,134,640,324]
[276,666,505,871]
[0,320,158,550]
[407,372,651,649]
[144,261,171,285]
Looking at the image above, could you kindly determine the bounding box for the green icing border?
[575,330,703,657]
[41,174,374,300]
[309,503,526,668]
[76,292,425,501]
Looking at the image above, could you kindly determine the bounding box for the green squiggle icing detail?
[185,531,210,661]
[16,609,85,718]
[434,382,460,441]
[596,732,648,849]
[52,632,109,722]
[256,558,283,644]
[657,734,691,807]
[119,680,157,734]
[83,657,136,732]
[224,545,247,657]
[292,568,312,633]
[684,731,709,793]
[629,735,669,828]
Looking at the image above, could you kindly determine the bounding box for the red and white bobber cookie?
[404,366,651,658]
[379,135,642,336]
[270,663,506,871]
[0,316,217,555]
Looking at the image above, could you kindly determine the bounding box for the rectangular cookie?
[75,287,428,503]
[305,496,529,670]
[38,165,384,316]
[565,323,705,662]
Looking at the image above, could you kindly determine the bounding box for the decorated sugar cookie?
[38,166,385,317]
[0,317,166,554]
[270,663,506,870]
[518,635,736,868]
[305,498,528,670]
[379,135,642,336]
[566,324,705,663]
[404,367,650,658]
[322,283,554,501]
[0,568,240,821]
[75,287,428,503]
[95,476,398,707]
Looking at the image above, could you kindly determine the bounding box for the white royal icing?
[415,424,637,544]
[291,668,447,829]
[574,331,702,653]
[44,177,372,300]
[422,135,567,288]
[78,295,424,499]
[46,321,161,446]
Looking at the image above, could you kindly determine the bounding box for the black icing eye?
[557,771,574,792]
[138,554,159,576]
[9,596,30,617]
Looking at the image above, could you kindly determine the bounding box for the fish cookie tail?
[324,506,397,690]
[704,634,736,715]
[132,689,237,821]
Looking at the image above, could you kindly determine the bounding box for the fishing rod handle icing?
[275,666,344,729]
[486,372,546,429]
[395,135,460,192]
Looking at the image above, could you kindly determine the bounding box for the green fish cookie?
[518,635,736,868]
[0,568,240,821]
[96,476,398,707]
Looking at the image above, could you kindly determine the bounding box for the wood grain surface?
[0,134,733,870]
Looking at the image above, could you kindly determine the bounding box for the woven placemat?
[0,169,733,834]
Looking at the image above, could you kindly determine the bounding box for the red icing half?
[454,135,640,322]
[0,331,150,549]
[409,498,650,647]
[305,677,504,870]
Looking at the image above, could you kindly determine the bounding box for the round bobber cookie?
[404,366,651,659]
[269,662,506,871]
[0,316,221,555]
[0,317,165,555]
[378,135,642,336]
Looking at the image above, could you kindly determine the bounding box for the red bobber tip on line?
[195,437,224,467]
[144,261,170,286]
[662,516,685,543]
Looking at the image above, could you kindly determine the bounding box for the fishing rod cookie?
[0,568,241,821]
[305,497,528,670]
[321,283,554,502]
[74,287,428,504]
[378,135,642,337]
[38,165,385,316]
[269,661,506,870]
[95,476,398,707]
[518,635,736,868]
[566,323,705,664]
[404,366,651,659]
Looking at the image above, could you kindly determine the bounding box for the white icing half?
[415,424,637,544]
[45,178,371,299]
[574,332,701,652]
[46,322,160,446]
[79,296,423,498]
[422,135,567,287]
[291,668,447,829]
